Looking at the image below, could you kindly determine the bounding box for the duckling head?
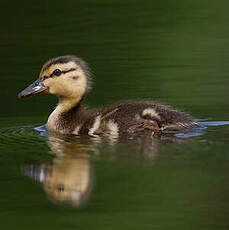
[18,55,91,103]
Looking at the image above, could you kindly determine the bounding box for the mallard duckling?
[18,55,200,137]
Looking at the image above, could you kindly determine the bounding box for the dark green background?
[1,0,229,229]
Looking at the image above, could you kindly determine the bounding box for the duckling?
[18,55,200,137]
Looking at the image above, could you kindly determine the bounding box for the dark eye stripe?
[62,68,76,74]
[42,68,76,80]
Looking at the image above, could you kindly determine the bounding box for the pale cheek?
[43,76,87,97]
[68,78,86,94]
[48,83,66,96]
[43,79,55,89]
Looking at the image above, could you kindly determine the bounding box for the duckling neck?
[58,96,83,113]
[47,96,86,133]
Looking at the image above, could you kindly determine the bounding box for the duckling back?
[79,101,199,137]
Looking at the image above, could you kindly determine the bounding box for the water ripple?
[0,125,45,149]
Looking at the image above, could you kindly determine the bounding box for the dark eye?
[53,69,62,76]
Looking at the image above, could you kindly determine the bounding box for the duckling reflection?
[22,135,93,207]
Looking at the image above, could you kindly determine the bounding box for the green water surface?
[1,0,229,229]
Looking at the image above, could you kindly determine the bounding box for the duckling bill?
[18,55,200,137]
[18,79,49,98]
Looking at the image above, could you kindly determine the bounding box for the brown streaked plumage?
[18,55,200,137]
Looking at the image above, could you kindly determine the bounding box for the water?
[1,0,229,229]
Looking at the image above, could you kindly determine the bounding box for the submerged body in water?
[18,55,201,138]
